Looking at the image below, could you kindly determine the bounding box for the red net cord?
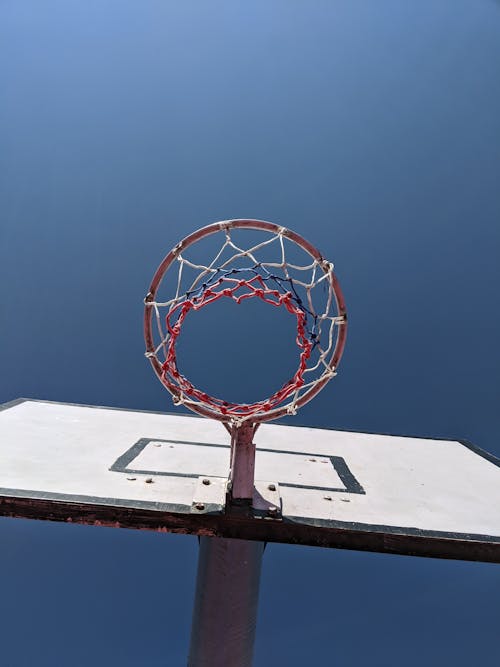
[161,275,312,417]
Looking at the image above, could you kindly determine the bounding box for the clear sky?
[1,1,500,665]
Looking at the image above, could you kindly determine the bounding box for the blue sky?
[1,2,499,665]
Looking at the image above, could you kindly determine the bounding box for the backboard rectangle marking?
[109,438,365,495]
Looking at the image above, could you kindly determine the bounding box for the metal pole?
[188,422,264,667]
[187,537,264,667]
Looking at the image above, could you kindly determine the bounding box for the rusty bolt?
[268,483,276,492]
[195,503,205,511]
[202,478,211,485]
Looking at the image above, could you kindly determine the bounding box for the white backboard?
[1,399,499,562]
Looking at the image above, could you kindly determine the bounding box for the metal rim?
[144,219,347,423]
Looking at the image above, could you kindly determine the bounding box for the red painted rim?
[144,219,347,423]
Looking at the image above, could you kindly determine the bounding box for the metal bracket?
[252,480,282,520]
[191,476,228,515]
[192,475,282,520]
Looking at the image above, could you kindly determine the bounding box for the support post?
[187,537,264,667]
[188,422,264,667]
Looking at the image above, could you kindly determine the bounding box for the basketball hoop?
[144,219,347,424]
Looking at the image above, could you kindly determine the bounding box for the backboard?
[1,398,499,563]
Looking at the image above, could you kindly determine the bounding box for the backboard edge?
[0,493,498,564]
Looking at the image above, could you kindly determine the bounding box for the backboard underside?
[0,399,499,563]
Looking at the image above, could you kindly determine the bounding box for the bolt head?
[202,478,211,485]
[267,505,278,516]
[268,483,276,491]
[195,503,205,511]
